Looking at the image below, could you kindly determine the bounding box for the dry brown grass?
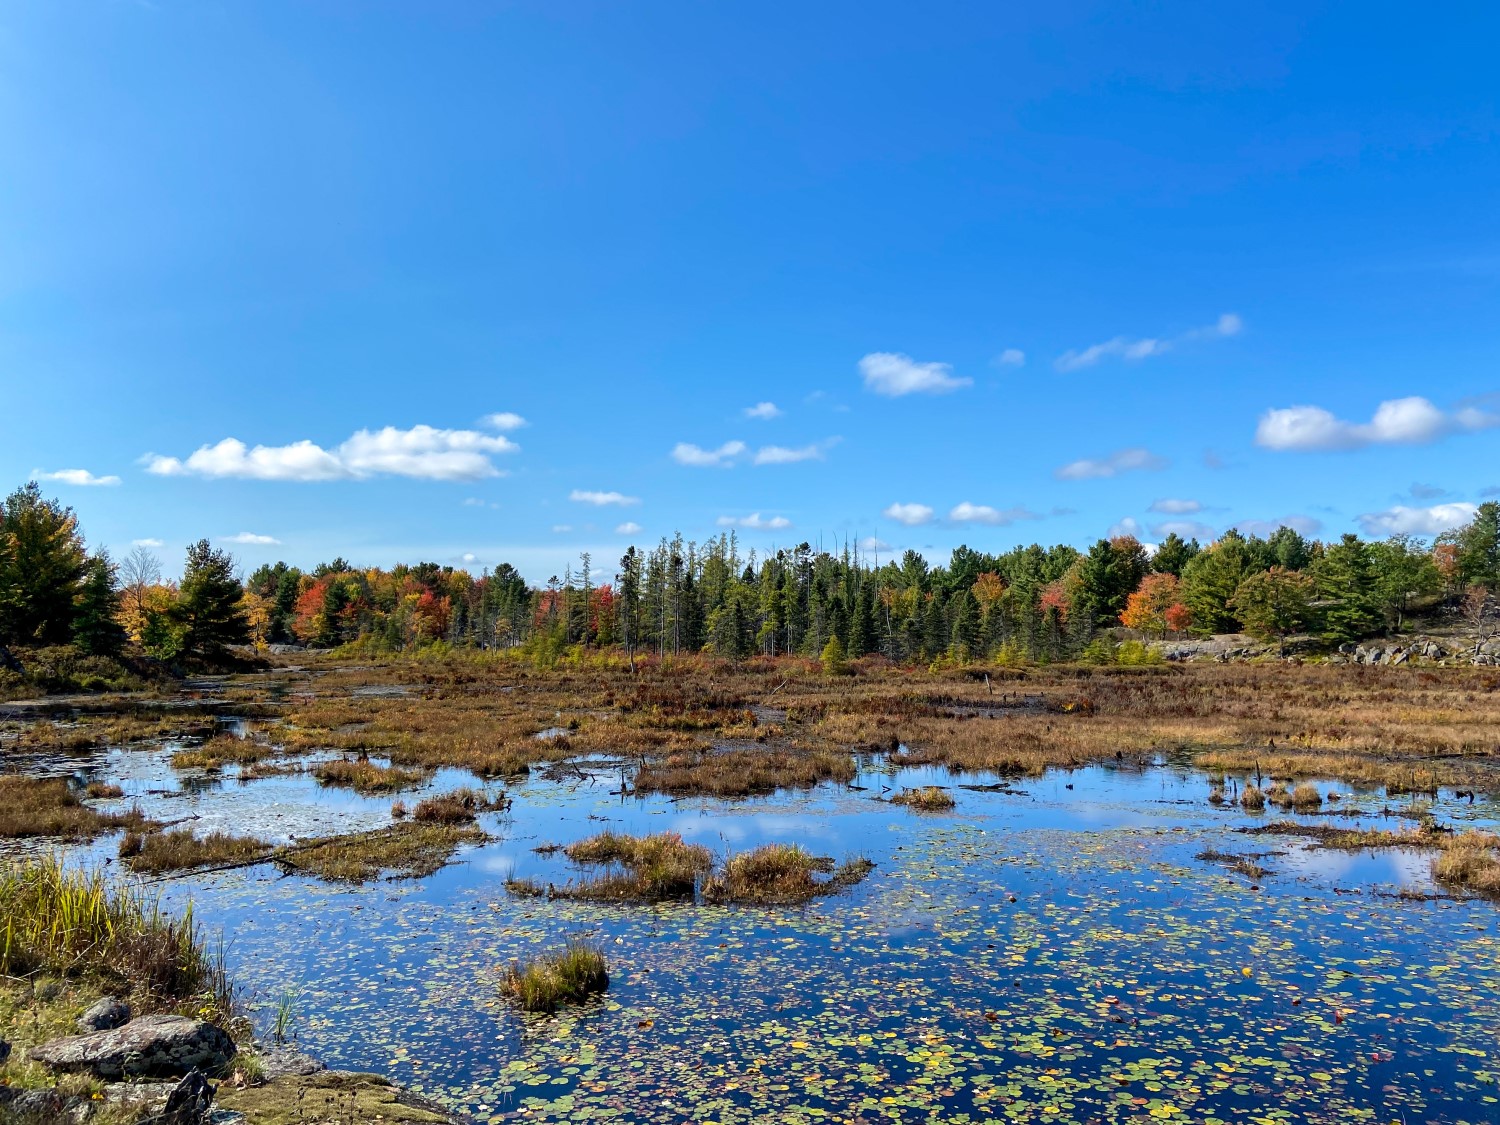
[119,828,272,873]
[1432,832,1500,896]
[890,786,956,811]
[0,777,152,840]
[702,844,874,905]
[278,823,485,883]
[412,788,507,824]
[634,746,855,797]
[527,831,714,902]
[170,735,279,770]
[312,759,424,794]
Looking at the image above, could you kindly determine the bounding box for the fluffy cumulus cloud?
[224,532,280,545]
[569,489,639,507]
[883,502,935,527]
[1108,517,1146,539]
[32,468,120,487]
[145,424,520,482]
[858,353,972,396]
[1255,396,1500,452]
[1149,498,1202,514]
[948,502,1040,526]
[743,402,782,420]
[1357,502,1478,537]
[1055,313,1241,373]
[993,348,1026,368]
[1235,515,1323,537]
[1055,447,1168,481]
[717,513,792,530]
[671,440,747,468]
[615,521,643,535]
[479,412,527,431]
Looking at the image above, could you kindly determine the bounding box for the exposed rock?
[254,1043,326,1079]
[0,1087,80,1122]
[150,1068,214,1125]
[0,1038,9,1064]
[27,1014,236,1080]
[78,995,131,1032]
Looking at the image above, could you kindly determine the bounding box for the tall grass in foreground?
[0,858,233,1020]
[500,941,609,1013]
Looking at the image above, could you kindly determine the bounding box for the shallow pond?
[14,735,1500,1124]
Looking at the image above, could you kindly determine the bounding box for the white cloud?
[858,353,972,396]
[461,552,478,563]
[1149,498,1202,514]
[671,440,747,468]
[145,424,520,482]
[1055,313,1241,373]
[1357,502,1478,537]
[480,412,527,431]
[551,524,573,533]
[883,502,935,527]
[614,521,643,535]
[569,489,640,507]
[32,468,120,487]
[717,513,792,530]
[1150,519,1217,541]
[1055,447,1168,481]
[994,348,1026,368]
[858,536,893,553]
[1108,517,1146,539]
[1235,515,1323,537]
[948,502,1040,526]
[743,402,782,420]
[752,438,838,466]
[1255,396,1500,452]
[131,538,164,548]
[224,532,281,545]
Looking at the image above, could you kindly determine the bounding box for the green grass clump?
[0,858,231,1019]
[500,941,609,1013]
[890,786,956,811]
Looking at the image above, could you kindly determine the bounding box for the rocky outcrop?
[78,995,131,1032]
[27,1014,235,1080]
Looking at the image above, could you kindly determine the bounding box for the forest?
[2,479,1498,674]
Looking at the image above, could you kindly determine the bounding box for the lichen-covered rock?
[27,1014,235,1079]
[78,995,131,1032]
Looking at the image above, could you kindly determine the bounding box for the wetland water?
[10,732,1500,1124]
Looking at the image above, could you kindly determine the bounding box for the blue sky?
[3,2,1497,581]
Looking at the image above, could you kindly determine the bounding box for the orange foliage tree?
[1120,573,1185,638]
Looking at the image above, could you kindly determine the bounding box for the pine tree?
[1313,534,1381,643]
[73,553,126,656]
[175,540,250,658]
[0,482,88,645]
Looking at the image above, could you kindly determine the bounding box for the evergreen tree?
[1313,534,1382,643]
[1444,502,1500,587]
[175,540,250,658]
[0,482,88,645]
[1151,532,1199,577]
[73,553,126,656]
[1180,532,1253,635]
[1368,535,1441,630]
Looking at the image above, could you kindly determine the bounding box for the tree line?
[3,479,1498,668]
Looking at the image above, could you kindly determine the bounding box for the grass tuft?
[500,941,609,1013]
[0,777,152,840]
[119,829,272,874]
[890,786,956,811]
[312,759,423,795]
